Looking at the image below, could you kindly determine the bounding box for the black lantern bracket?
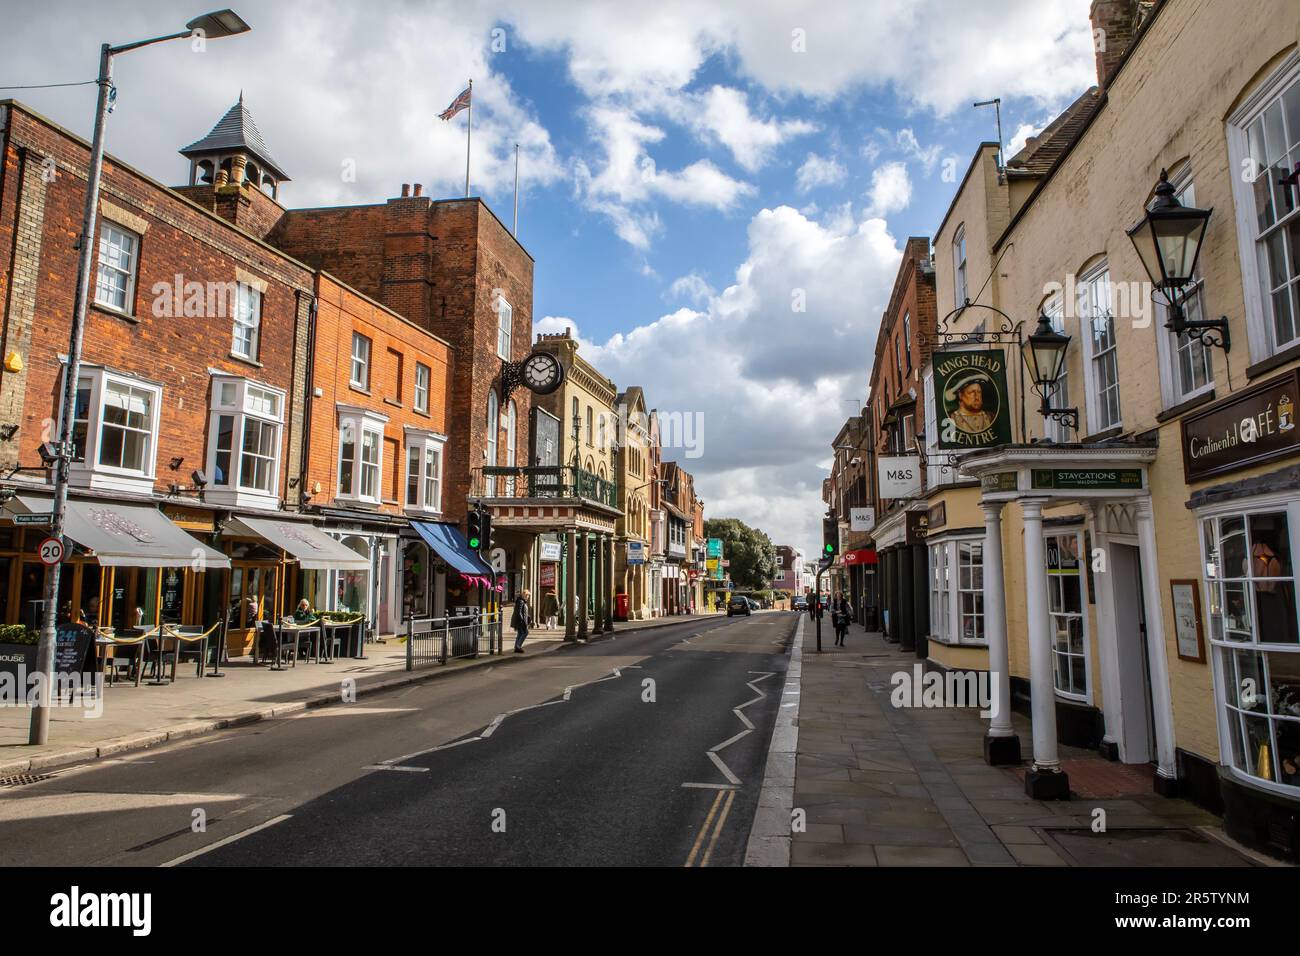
[932,300,1024,347]
[1155,286,1231,354]
[1022,312,1080,435]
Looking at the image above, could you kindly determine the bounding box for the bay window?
[336,406,387,504]
[928,536,985,645]
[65,366,161,493]
[206,375,285,508]
[1201,502,1300,792]
[1046,529,1089,700]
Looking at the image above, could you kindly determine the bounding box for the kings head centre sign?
[933,350,1012,450]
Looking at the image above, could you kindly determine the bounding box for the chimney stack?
[400,183,411,198]
[413,183,423,197]
[1090,0,1141,88]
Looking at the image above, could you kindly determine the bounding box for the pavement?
[0,612,795,867]
[787,619,1277,867]
[0,613,699,777]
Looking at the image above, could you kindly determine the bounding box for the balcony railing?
[474,465,619,509]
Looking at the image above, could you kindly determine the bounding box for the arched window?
[505,400,517,495]
[486,390,499,495]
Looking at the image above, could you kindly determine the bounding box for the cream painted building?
[920,0,1300,860]
[614,387,652,618]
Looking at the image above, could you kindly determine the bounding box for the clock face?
[522,351,564,395]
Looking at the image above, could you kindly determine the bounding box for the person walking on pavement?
[833,591,853,646]
[511,589,533,653]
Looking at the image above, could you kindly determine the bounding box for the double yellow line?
[683,789,736,867]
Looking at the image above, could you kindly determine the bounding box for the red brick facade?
[0,102,313,497]
[270,194,535,525]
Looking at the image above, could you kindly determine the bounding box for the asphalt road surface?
[0,612,796,867]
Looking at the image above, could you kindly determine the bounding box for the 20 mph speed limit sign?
[38,537,64,567]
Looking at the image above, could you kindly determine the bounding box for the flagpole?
[513,143,520,236]
[465,78,472,198]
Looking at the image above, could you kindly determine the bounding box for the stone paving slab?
[789,625,1254,867]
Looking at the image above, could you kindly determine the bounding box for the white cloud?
[678,86,816,172]
[668,273,716,306]
[795,152,847,193]
[559,203,902,554]
[865,162,911,217]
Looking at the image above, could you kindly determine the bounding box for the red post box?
[616,593,629,621]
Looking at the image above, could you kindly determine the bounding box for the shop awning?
[843,548,878,566]
[410,520,494,578]
[6,495,230,569]
[226,515,369,570]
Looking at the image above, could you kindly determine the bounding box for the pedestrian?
[511,588,532,653]
[540,589,559,630]
[833,591,853,646]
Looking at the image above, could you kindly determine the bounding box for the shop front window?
[1046,530,1088,700]
[928,537,984,645]
[1203,508,1300,789]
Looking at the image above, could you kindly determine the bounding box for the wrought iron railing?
[473,465,618,509]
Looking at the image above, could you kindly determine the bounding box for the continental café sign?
[1181,369,1299,482]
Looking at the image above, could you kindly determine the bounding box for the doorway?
[1111,543,1156,764]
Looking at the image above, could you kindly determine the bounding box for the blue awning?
[410,521,494,577]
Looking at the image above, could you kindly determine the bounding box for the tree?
[704,517,776,591]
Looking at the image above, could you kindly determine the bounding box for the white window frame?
[404,427,446,513]
[485,390,499,496]
[928,535,985,646]
[336,405,388,505]
[350,333,371,390]
[1198,494,1300,798]
[64,365,161,494]
[413,362,430,414]
[205,374,286,509]
[496,295,513,360]
[1154,171,1215,408]
[231,283,262,361]
[94,222,139,314]
[1046,528,1091,703]
[1226,51,1300,364]
[952,224,968,306]
[1078,261,1122,434]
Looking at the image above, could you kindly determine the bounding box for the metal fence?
[405,611,502,669]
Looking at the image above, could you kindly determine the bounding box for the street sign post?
[38,537,64,567]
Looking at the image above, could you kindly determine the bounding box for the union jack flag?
[439,85,471,121]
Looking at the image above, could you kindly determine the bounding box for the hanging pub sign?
[905,510,929,544]
[933,350,1012,449]
[1180,369,1300,483]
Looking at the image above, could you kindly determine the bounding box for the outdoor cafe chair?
[259,619,296,670]
[161,622,221,679]
[102,629,155,687]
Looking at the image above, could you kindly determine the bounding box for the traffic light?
[480,509,493,554]
[467,508,483,552]
[822,514,838,558]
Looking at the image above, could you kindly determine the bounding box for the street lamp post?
[29,10,251,746]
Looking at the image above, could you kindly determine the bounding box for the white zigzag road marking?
[697,671,775,787]
[370,666,641,769]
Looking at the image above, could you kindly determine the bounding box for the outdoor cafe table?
[275,622,323,664]
[321,618,363,659]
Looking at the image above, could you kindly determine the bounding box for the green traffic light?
[469,537,480,549]
[824,543,834,553]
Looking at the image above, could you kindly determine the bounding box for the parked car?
[792,596,809,611]
[745,597,760,611]
[727,595,751,617]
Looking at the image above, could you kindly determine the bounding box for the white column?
[1021,499,1061,772]
[982,501,1014,740]
[1136,497,1179,784]
[1086,502,1126,758]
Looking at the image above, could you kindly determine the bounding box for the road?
[0,612,796,867]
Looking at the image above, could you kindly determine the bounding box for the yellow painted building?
[614,386,652,618]
[921,0,1300,859]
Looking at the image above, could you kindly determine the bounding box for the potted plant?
[0,623,40,680]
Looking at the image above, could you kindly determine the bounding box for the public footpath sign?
[38,536,64,566]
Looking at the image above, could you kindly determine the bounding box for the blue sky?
[0,0,1098,556]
